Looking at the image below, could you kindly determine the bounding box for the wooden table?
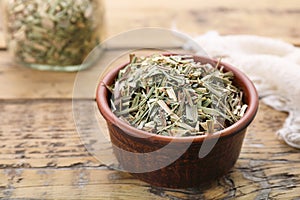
[1,0,300,199]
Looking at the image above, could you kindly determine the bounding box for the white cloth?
[194,31,300,149]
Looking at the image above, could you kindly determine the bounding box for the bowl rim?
[96,54,259,143]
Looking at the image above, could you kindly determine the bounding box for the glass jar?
[2,0,105,71]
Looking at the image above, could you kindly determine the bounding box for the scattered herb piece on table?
[110,54,248,137]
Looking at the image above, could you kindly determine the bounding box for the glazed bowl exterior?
[96,55,259,188]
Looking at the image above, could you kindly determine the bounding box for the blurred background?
[1,0,300,48]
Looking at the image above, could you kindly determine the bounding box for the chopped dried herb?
[4,0,104,66]
[110,54,248,137]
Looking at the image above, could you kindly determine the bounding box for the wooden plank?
[0,49,123,99]
[1,165,299,199]
[0,13,4,49]
[0,48,191,99]
[0,50,77,99]
[0,167,166,200]
[1,99,300,199]
[0,33,4,50]
[0,99,99,168]
[0,166,270,200]
[1,161,299,200]
[104,0,300,45]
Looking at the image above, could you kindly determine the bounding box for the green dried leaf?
[5,0,104,66]
[110,54,248,136]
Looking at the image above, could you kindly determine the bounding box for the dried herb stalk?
[4,0,104,66]
[110,54,248,137]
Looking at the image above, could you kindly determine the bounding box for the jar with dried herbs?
[2,0,105,71]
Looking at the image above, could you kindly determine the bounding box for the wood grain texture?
[0,13,4,49]
[0,49,124,99]
[104,0,300,45]
[0,99,98,168]
[1,1,300,199]
[0,49,190,99]
[0,32,4,50]
[0,0,300,49]
[1,99,300,199]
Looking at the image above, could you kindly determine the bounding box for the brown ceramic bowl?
[96,55,259,188]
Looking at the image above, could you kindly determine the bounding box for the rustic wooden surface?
[2,99,299,199]
[1,0,300,199]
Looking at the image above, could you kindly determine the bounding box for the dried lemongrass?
[110,54,248,137]
[4,0,104,66]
